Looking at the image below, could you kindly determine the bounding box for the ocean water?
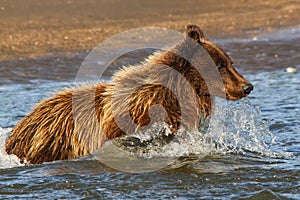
[0,28,299,199]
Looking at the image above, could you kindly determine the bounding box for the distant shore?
[1,0,300,61]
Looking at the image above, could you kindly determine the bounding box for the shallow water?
[0,28,299,199]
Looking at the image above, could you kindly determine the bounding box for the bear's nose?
[243,83,254,95]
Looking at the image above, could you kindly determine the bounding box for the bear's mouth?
[226,92,248,101]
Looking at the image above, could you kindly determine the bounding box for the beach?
[1,0,300,61]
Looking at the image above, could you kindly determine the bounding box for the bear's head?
[185,24,253,101]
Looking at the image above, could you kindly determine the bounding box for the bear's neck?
[111,48,212,131]
[147,44,213,118]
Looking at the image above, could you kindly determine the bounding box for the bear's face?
[186,25,253,101]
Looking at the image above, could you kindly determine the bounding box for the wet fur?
[5,25,252,164]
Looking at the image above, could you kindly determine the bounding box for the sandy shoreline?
[1,0,300,61]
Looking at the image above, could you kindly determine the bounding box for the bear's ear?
[185,24,205,43]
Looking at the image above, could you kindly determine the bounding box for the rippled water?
[0,28,299,199]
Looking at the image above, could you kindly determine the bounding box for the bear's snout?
[242,83,254,95]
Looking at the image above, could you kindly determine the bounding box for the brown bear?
[5,25,253,164]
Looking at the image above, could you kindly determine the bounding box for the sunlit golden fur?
[5,25,252,164]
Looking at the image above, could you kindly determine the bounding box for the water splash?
[205,98,295,159]
[109,98,278,158]
[94,98,285,172]
[0,127,23,169]
[205,98,275,156]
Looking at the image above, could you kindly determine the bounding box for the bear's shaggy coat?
[5,25,253,164]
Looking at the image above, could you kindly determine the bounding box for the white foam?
[0,127,23,169]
